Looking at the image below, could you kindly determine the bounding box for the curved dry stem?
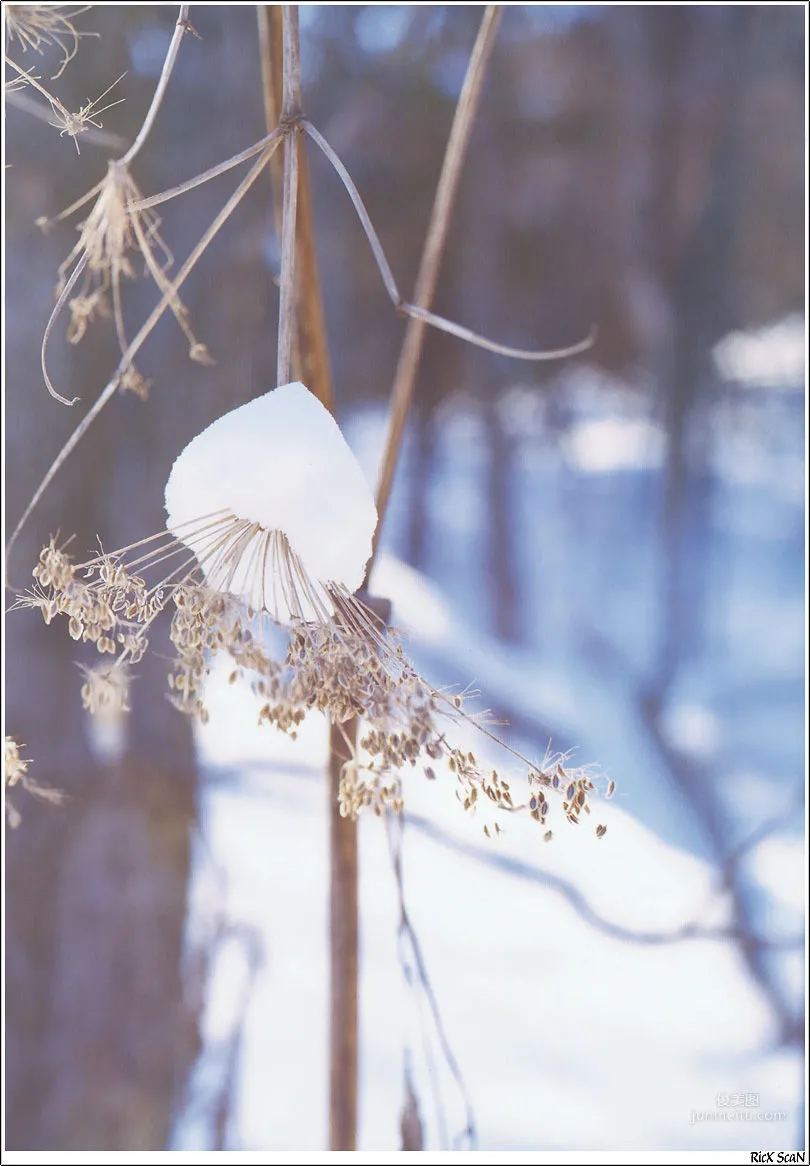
[403,305,597,361]
[119,3,191,167]
[41,252,88,404]
[303,120,399,303]
[7,139,282,568]
[303,118,595,364]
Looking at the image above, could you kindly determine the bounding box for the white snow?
[164,383,377,619]
[562,416,666,474]
[173,651,803,1152]
[169,344,804,1152]
[712,313,806,389]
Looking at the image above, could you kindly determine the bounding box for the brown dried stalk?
[257,5,333,405]
[370,3,504,568]
[276,6,301,387]
[258,6,356,1151]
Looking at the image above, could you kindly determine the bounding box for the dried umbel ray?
[4,4,96,79]
[16,385,609,837]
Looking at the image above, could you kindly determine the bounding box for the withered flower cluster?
[17,525,610,836]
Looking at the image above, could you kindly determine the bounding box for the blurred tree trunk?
[4,10,278,1146]
[5,315,200,1149]
[640,7,748,705]
[460,72,522,646]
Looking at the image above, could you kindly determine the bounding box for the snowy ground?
[171,327,805,1152]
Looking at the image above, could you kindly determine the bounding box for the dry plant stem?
[370,4,502,568]
[257,7,286,249]
[271,6,357,1151]
[7,138,282,565]
[35,3,190,405]
[131,128,283,212]
[303,118,595,367]
[276,6,301,387]
[329,720,359,1153]
[258,5,333,404]
[41,254,89,404]
[4,54,71,119]
[39,136,285,406]
[119,3,191,167]
[277,137,299,385]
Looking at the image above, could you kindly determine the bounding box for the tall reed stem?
[268,6,358,1149]
[276,6,301,387]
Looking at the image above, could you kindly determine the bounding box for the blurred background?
[4,4,805,1152]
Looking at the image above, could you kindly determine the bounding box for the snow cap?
[164,382,377,616]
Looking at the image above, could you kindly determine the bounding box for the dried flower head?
[45,70,127,153]
[5,4,96,79]
[4,736,67,827]
[37,158,211,403]
[4,55,124,154]
[16,385,610,837]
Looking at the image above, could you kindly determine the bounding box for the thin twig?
[130,127,283,211]
[40,253,88,405]
[119,3,191,167]
[7,138,282,566]
[387,814,477,1149]
[303,116,595,371]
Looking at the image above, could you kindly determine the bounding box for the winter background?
[4,4,806,1154]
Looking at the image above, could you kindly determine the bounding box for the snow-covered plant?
[6,6,612,1150]
[8,4,610,842]
[16,380,606,834]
